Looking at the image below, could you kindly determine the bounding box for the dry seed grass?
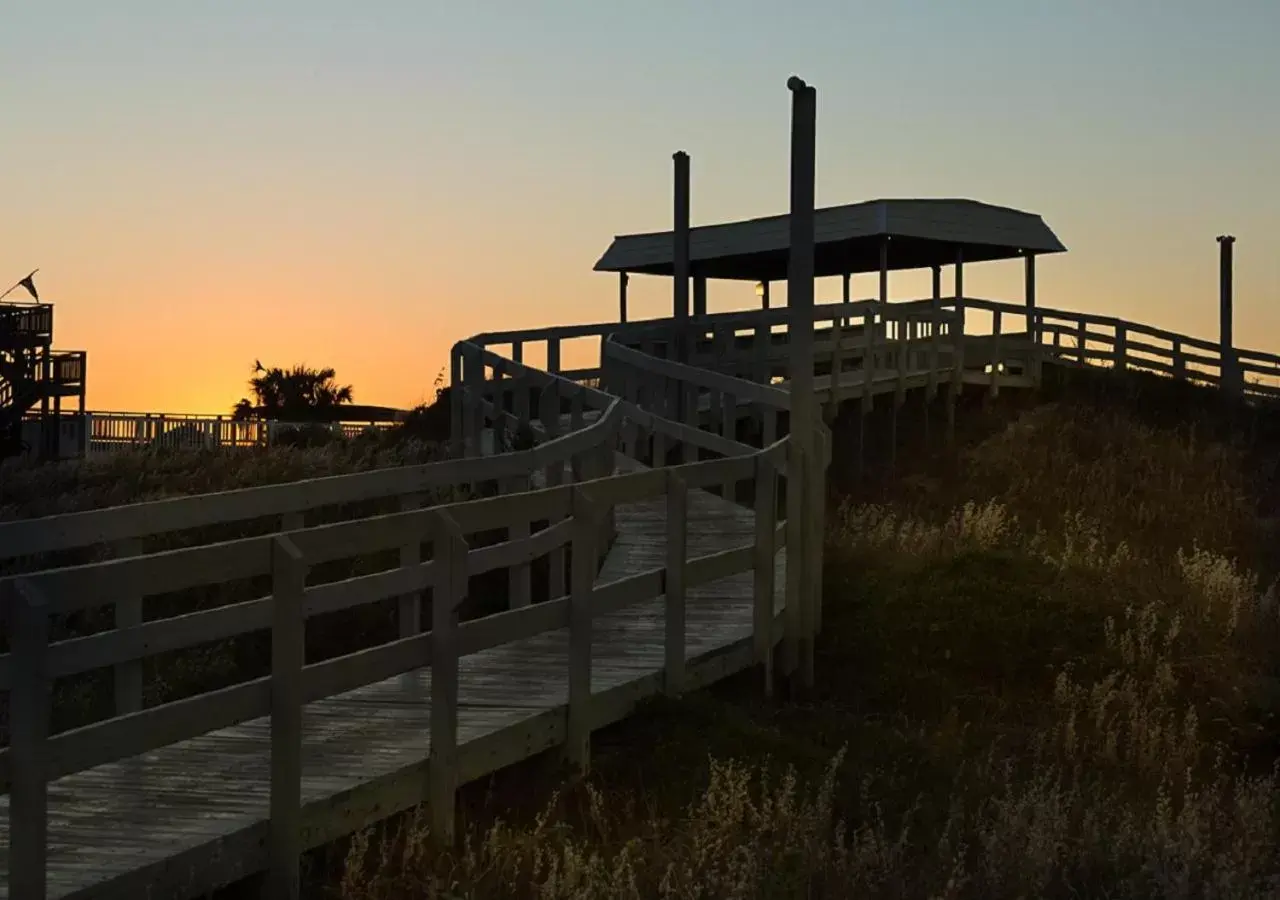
[0,436,445,521]
[336,399,1280,900]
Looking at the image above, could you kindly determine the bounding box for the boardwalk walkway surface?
[0,450,785,900]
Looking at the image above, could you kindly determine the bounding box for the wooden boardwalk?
[0,453,784,900]
[5,290,1278,900]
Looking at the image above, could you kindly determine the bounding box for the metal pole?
[1217,235,1237,396]
[673,152,690,363]
[785,75,817,693]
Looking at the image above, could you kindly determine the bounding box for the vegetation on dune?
[334,385,1280,900]
[5,366,1280,897]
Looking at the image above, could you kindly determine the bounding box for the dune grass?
[332,391,1280,899]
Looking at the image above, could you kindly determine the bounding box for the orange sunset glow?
[5,2,1277,415]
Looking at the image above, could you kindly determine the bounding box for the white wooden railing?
[3,296,1277,898]
[939,297,1280,402]
[0,406,793,899]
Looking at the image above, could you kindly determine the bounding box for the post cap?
[673,150,689,161]
[787,76,808,92]
[1216,234,1236,243]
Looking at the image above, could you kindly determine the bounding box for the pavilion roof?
[593,198,1066,281]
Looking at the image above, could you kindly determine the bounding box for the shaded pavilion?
[594,198,1067,321]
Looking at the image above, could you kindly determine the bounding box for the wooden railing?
[0,431,790,896]
[4,295,1275,898]
[0,399,624,702]
[0,303,53,341]
[941,297,1280,402]
[47,411,400,455]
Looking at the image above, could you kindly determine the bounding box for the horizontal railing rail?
[944,296,1280,401]
[1,433,790,894]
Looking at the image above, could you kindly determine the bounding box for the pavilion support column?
[879,238,890,370]
[693,274,707,319]
[841,272,851,326]
[954,248,966,354]
[947,248,965,444]
[881,238,903,476]
[760,280,771,309]
[618,272,629,324]
[1025,253,1040,381]
[879,240,890,304]
[784,76,817,696]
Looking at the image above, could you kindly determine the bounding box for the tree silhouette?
[232,362,354,422]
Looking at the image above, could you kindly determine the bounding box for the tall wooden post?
[619,272,629,323]
[1218,235,1238,396]
[785,76,817,693]
[673,152,690,363]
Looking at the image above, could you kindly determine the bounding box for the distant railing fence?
[14,412,403,459]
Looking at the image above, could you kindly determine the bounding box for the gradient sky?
[5,1,1278,414]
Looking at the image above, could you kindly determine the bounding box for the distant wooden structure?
[1,79,1279,900]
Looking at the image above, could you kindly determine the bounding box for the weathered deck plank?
[0,456,783,900]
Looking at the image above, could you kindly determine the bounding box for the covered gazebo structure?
[594,198,1067,322]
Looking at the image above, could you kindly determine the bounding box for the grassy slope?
[334,370,1280,899]
[7,372,1280,898]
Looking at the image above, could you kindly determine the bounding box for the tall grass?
[335,396,1280,899]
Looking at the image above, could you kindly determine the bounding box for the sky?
[4,0,1278,414]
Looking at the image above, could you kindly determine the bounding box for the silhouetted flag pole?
[0,269,40,302]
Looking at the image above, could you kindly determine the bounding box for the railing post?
[752,455,777,696]
[540,384,567,600]
[268,535,306,900]
[810,425,830,635]
[399,493,425,633]
[682,382,699,464]
[547,338,562,376]
[664,473,688,696]
[783,442,805,681]
[928,312,941,399]
[828,314,844,415]
[450,345,463,456]
[8,579,50,900]
[430,513,468,845]
[989,310,1002,399]
[1173,337,1187,382]
[720,392,737,501]
[754,321,771,386]
[861,310,876,413]
[1114,323,1128,373]
[567,486,600,770]
[113,537,144,715]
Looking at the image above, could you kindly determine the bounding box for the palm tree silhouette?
[232,363,354,422]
